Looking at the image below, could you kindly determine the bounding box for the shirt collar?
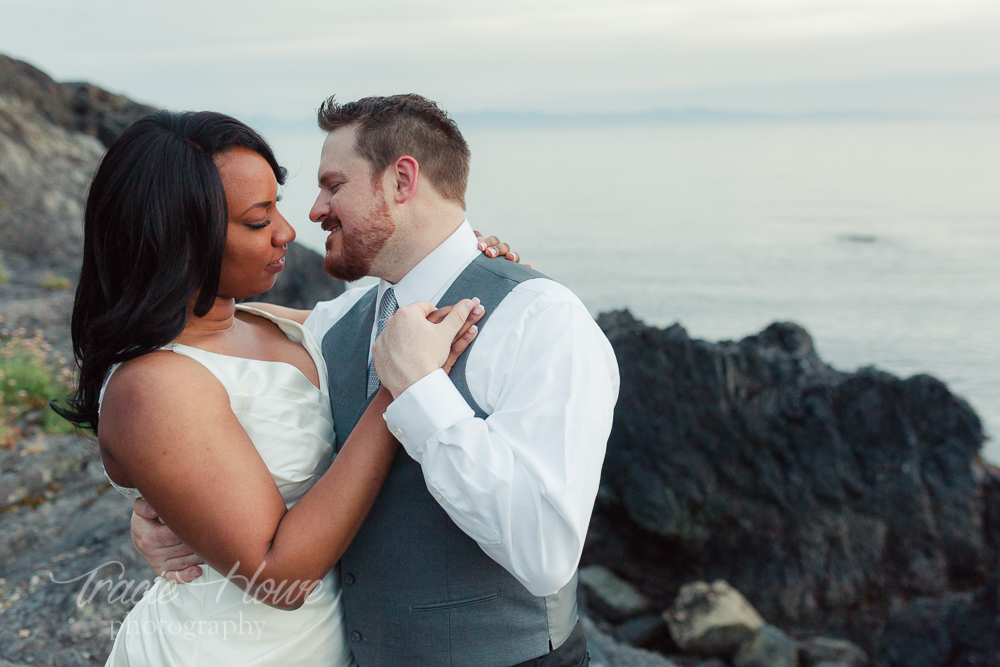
[377,219,480,308]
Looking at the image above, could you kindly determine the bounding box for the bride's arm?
[103,357,395,611]
[107,298,482,610]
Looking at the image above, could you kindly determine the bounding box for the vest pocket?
[410,591,501,612]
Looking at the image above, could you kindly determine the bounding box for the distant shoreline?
[246,111,1000,134]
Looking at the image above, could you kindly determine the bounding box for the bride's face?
[214,147,295,299]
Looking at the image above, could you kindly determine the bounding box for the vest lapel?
[322,288,378,452]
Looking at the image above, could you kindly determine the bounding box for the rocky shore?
[582,312,999,665]
[2,54,998,666]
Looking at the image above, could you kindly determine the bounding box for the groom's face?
[310,126,395,281]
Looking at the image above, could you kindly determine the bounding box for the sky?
[2,0,999,119]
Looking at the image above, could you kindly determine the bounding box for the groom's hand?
[374,298,484,398]
[131,498,204,583]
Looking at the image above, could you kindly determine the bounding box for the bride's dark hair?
[54,110,285,433]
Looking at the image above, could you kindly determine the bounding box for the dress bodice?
[100,305,352,666]
[100,305,336,508]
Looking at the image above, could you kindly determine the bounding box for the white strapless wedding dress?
[102,305,354,666]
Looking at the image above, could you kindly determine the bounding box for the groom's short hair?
[317,94,470,208]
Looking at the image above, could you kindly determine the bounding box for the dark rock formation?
[584,618,682,667]
[580,565,656,623]
[874,572,1000,667]
[587,310,996,652]
[799,636,868,667]
[733,626,798,667]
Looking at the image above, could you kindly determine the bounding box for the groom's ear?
[390,155,419,204]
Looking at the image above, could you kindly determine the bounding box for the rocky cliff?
[0,54,156,274]
[586,311,1000,662]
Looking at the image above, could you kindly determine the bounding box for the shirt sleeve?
[383,291,620,597]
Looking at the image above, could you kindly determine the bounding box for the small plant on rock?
[0,321,76,445]
[0,389,10,446]
[40,275,71,291]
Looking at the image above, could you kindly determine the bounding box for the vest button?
[344,573,356,585]
[351,631,363,643]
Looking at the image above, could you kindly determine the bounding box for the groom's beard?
[324,189,395,282]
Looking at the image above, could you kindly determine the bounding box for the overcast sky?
[3,0,999,119]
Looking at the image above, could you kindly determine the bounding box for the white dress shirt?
[305,220,620,597]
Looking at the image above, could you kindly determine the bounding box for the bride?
[56,110,511,665]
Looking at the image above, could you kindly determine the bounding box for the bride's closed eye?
[248,195,282,229]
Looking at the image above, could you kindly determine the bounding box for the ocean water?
[256,119,1000,461]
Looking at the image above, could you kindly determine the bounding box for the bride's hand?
[427,302,486,374]
[373,298,485,398]
[475,231,530,267]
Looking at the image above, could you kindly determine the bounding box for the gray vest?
[322,255,579,666]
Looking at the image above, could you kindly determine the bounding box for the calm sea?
[255,119,1000,461]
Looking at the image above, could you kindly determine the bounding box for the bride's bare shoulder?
[101,352,228,431]
[106,349,212,390]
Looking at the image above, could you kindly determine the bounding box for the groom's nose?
[309,191,329,224]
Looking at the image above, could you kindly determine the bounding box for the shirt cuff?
[383,369,475,463]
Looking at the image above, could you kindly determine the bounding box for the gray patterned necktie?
[367,287,398,397]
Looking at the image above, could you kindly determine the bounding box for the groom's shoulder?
[305,284,378,343]
[473,255,547,282]
[497,274,593,328]
[469,256,580,305]
[509,272,585,310]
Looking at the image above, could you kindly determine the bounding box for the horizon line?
[245,107,1000,129]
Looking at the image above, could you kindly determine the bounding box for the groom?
[134,94,619,665]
